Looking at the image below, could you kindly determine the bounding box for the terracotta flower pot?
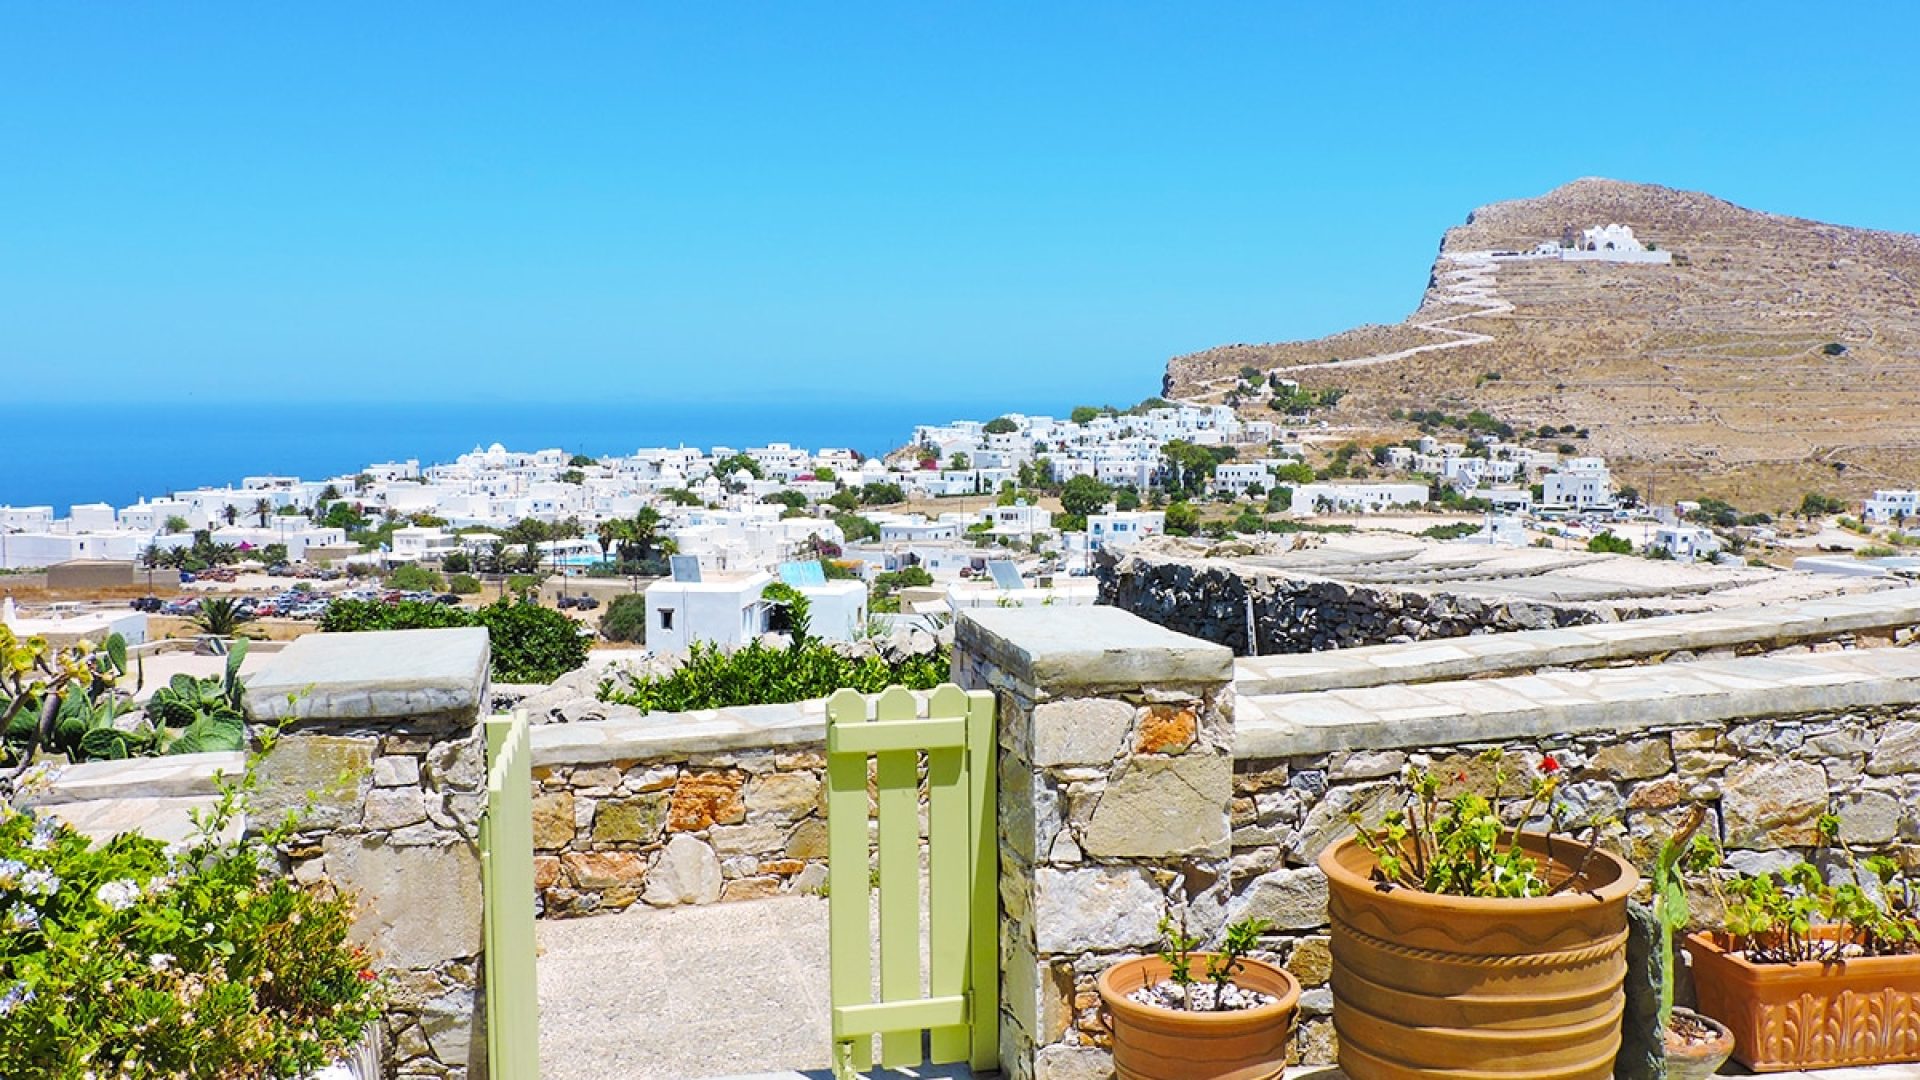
[1096,954,1302,1080]
[1318,832,1638,1080]
[1663,1007,1734,1080]
[1685,930,1920,1071]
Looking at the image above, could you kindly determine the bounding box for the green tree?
[598,593,648,643]
[948,452,970,471]
[1164,501,1200,536]
[1114,487,1141,512]
[568,453,596,467]
[827,489,860,512]
[860,482,906,506]
[387,563,443,591]
[448,572,483,595]
[1060,474,1114,517]
[712,452,763,480]
[1587,532,1634,555]
[191,597,255,638]
[983,416,1019,435]
[561,469,586,485]
[442,549,471,573]
[252,498,273,527]
[1799,492,1846,518]
[1070,405,1102,425]
[833,514,880,542]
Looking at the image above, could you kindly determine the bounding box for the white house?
[644,569,867,652]
[1212,463,1274,497]
[1864,490,1920,524]
[1087,510,1165,551]
[1286,483,1430,516]
[1542,460,1614,511]
[645,571,778,653]
[390,526,462,562]
[1652,526,1722,561]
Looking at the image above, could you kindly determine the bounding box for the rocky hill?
[1165,179,1920,510]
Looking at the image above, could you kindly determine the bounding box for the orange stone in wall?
[668,770,747,831]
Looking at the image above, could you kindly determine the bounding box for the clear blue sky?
[4,3,1916,408]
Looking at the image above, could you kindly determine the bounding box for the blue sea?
[7,397,1071,511]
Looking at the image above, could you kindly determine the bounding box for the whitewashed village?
[8,392,1920,653]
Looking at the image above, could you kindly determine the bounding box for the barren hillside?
[1165,179,1920,511]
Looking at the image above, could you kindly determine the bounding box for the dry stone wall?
[1098,552,1616,655]
[531,748,830,916]
[245,628,494,1080]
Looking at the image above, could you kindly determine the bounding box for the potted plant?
[1684,812,1920,1071]
[1096,910,1301,1080]
[1650,807,1735,1080]
[1316,750,1639,1080]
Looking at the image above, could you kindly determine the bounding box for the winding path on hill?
[1182,253,1512,403]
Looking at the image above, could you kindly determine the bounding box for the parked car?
[573,595,600,610]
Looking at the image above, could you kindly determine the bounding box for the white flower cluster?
[95,879,141,911]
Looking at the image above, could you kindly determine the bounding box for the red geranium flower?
[1541,754,1560,773]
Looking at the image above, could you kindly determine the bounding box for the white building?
[1864,490,1920,524]
[1286,483,1430,516]
[1087,511,1165,551]
[1652,526,1722,561]
[1212,463,1275,497]
[644,570,867,652]
[1542,459,1614,511]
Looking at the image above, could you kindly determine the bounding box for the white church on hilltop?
[1530,223,1673,264]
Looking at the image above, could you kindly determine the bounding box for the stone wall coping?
[957,606,1233,691]
[243,627,491,724]
[18,750,244,808]
[1238,646,1920,758]
[1234,586,1920,696]
[524,687,975,766]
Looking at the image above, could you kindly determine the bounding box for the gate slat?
[925,684,970,1063]
[825,689,874,1076]
[966,689,999,1072]
[483,711,540,1079]
[873,685,922,1068]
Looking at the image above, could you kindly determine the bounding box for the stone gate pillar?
[245,627,493,1080]
[954,607,1236,1080]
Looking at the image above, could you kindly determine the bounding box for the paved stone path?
[539,894,1920,1080]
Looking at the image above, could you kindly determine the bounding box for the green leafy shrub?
[448,573,483,595]
[191,596,256,638]
[1586,531,1633,554]
[598,594,647,644]
[1419,522,1481,541]
[0,753,382,1076]
[599,639,949,713]
[320,599,587,682]
[386,563,443,591]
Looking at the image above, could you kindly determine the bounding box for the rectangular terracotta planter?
[1686,931,1920,1072]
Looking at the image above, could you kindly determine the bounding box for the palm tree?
[222,505,238,527]
[191,597,255,638]
[253,498,273,527]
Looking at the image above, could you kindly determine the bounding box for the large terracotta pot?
[1096,954,1302,1080]
[1318,832,1638,1080]
[1685,930,1920,1071]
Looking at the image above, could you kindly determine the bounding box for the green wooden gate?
[827,684,998,1077]
[481,711,541,1079]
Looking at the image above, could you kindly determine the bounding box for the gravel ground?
[538,895,837,1079]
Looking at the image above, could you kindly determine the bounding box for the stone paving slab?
[19,750,243,806]
[35,794,238,848]
[244,626,489,724]
[1235,586,1920,696]
[1239,646,1920,758]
